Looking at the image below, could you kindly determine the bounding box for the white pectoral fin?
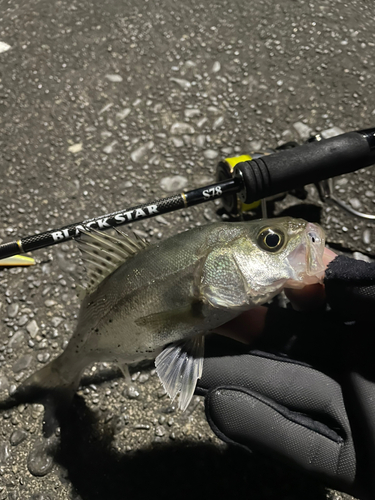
[155,335,205,411]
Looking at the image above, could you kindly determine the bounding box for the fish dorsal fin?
[155,335,205,411]
[76,227,148,296]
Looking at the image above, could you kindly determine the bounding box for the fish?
[16,217,326,413]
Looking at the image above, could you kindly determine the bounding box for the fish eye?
[257,227,285,253]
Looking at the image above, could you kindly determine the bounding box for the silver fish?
[17,217,325,411]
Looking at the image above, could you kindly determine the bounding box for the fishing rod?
[1,128,375,261]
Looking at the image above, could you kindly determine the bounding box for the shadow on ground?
[54,395,328,500]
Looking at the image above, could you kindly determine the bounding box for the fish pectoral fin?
[155,335,204,411]
[201,284,248,310]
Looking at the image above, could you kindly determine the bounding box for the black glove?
[196,255,375,499]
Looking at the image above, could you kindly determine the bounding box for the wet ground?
[0,0,374,498]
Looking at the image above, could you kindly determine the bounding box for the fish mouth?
[286,222,326,288]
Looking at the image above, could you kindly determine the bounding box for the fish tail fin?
[14,352,85,436]
[15,352,83,399]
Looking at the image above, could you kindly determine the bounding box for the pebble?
[160,175,188,192]
[134,423,150,430]
[170,122,195,135]
[196,117,208,128]
[212,61,221,73]
[213,116,224,129]
[12,354,33,373]
[0,41,11,53]
[26,320,39,338]
[0,374,9,392]
[171,137,184,148]
[249,140,262,151]
[155,426,165,437]
[362,229,371,245]
[37,353,50,364]
[105,74,123,82]
[184,108,200,118]
[38,338,48,349]
[18,315,28,327]
[203,149,218,160]
[161,404,175,414]
[10,429,28,446]
[98,103,113,115]
[68,143,82,154]
[7,303,19,318]
[0,442,10,464]
[130,141,154,162]
[138,373,149,383]
[321,126,345,139]
[8,331,25,348]
[116,108,131,120]
[204,209,213,221]
[293,121,313,140]
[207,106,221,115]
[182,134,191,146]
[30,404,44,420]
[27,440,54,476]
[103,140,118,154]
[51,317,63,328]
[27,494,52,500]
[157,388,167,398]
[353,252,372,263]
[196,134,206,148]
[349,198,361,210]
[133,228,148,239]
[44,300,55,308]
[221,146,233,155]
[335,177,348,186]
[170,78,191,90]
[155,215,169,225]
[127,386,140,399]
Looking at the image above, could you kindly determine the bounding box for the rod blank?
[0,179,240,260]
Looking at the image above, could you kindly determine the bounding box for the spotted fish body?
[17,217,326,411]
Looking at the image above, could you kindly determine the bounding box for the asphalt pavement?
[0,0,374,499]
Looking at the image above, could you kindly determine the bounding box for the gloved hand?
[196,255,375,499]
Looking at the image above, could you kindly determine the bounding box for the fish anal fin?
[155,335,204,411]
[118,362,131,385]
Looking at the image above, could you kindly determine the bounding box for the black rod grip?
[235,130,375,204]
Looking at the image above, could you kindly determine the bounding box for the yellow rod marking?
[181,192,188,208]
